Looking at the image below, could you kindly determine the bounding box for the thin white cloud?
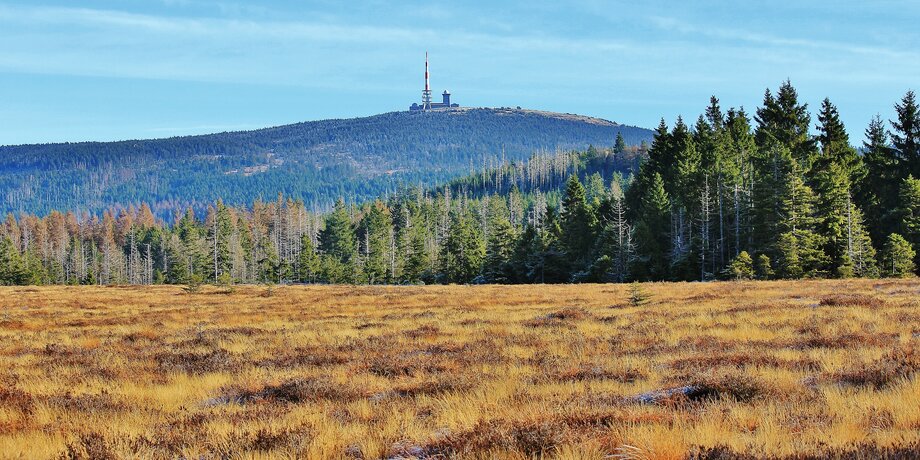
[649,15,920,61]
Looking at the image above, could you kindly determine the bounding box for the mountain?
[0,107,653,218]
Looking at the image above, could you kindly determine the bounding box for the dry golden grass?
[1,280,920,459]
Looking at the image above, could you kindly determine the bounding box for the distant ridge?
[0,107,653,218]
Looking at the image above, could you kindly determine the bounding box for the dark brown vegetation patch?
[47,392,125,413]
[523,307,592,328]
[0,385,33,414]
[691,442,920,459]
[422,418,563,457]
[405,324,440,339]
[260,346,350,368]
[819,294,886,308]
[229,377,364,404]
[365,352,452,378]
[155,348,236,374]
[830,345,920,388]
[552,365,646,383]
[791,331,897,349]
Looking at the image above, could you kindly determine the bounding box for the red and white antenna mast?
[422,51,432,111]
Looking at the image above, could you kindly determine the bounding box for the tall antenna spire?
[421,51,432,111]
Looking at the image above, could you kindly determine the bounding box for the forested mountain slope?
[0,107,652,218]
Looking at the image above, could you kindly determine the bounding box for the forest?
[0,108,651,219]
[1,82,918,286]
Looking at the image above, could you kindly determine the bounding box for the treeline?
[1,82,919,286]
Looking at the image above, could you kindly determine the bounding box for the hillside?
[0,108,652,218]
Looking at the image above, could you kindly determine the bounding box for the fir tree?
[881,233,916,277]
[891,90,920,177]
[440,210,485,284]
[726,251,754,280]
[298,233,319,283]
[899,175,920,268]
[858,115,900,243]
[319,199,355,264]
[633,173,670,280]
[560,175,596,273]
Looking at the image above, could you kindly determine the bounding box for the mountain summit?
[0,107,652,217]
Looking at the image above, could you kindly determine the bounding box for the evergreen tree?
[560,175,595,273]
[0,237,28,285]
[891,90,920,177]
[881,233,916,277]
[858,115,900,243]
[298,233,319,283]
[755,81,817,172]
[594,182,634,282]
[440,210,485,284]
[357,201,392,284]
[614,132,627,154]
[633,173,670,280]
[899,175,920,268]
[726,251,754,280]
[483,201,517,283]
[319,199,356,264]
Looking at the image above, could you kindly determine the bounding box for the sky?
[0,0,917,145]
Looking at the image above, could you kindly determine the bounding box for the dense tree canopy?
[2,84,919,285]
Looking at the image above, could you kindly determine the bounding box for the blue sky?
[0,0,917,145]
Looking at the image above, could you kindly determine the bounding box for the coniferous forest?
[2,82,919,286]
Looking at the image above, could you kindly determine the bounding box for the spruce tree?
[614,132,627,154]
[357,202,392,284]
[858,115,900,243]
[483,207,516,283]
[881,233,916,277]
[560,175,595,273]
[755,81,817,172]
[298,233,319,283]
[891,90,920,177]
[441,210,485,284]
[0,237,28,285]
[319,199,355,264]
[633,173,670,280]
[899,175,920,268]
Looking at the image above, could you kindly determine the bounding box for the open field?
[1,281,920,459]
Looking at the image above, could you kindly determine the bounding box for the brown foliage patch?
[230,377,364,404]
[819,294,885,308]
[0,386,33,414]
[424,418,563,457]
[553,365,646,383]
[155,348,237,374]
[831,345,920,388]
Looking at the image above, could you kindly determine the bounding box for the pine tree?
[298,233,319,283]
[319,199,355,264]
[614,132,627,154]
[206,201,234,283]
[726,251,754,280]
[891,90,920,177]
[755,81,817,172]
[560,175,595,273]
[881,233,916,277]
[483,197,517,283]
[858,115,900,243]
[633,173,670,280]
[899,175,920,268]
[0,237,27,285]
[440,210,485,284]
[595,182,635,282]
[357,201,392,284]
